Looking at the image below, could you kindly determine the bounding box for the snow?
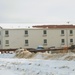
[0,53,75,75]
[0,53,15,58]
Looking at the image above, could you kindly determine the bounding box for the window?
[61,30,64,36]
[5,40,9,46]
[43,30,47,37]
[25,30,28,37]
[5,30,9,37]
[61,39,65,45]
[70,30,73,35]
[25,30,28,34]
[43,39,47,45]
[5,30,9,35]
[0,41,1,45]
[70,39,73,42]
[25,40,29,46]
[70,39,73,45]
[0,31,1,35]
[43,30,47,34]
[5,40,9,44]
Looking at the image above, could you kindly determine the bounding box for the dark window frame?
[61,30,64,35]
[0,40,1,45]
[43,30,47,34]
[70,30,73,34]
[25,30,28,34]
[25,40,29,45]
[5,40,9,44]
[61,39,65,44]
[44,39,47,44]
[70,39,73,43]
[5,30,9,35]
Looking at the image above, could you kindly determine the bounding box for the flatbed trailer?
[27,48,64,53]
[0,49,17,54]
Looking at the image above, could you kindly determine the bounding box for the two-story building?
[0,24,75,49]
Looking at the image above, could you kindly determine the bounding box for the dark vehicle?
[69,45,75,50]
[37,46,44,50]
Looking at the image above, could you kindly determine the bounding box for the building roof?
[1,24,75,29]
[0,23,34,30]
[33,25,75,29]
[0,24,44,30]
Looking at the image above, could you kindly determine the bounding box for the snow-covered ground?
[0,53,75,75]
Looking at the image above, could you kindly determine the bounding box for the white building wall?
[2,29,25,49]
[26,29,43,48]
[1,28,75,49]
[67,29,75,46]
[47,29,61,48]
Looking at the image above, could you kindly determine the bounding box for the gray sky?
[0,0,75,27]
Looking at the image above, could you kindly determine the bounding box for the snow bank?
[15,49,34,58]
[15,49,75,61]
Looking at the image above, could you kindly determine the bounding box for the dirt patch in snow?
[64,56,75,61]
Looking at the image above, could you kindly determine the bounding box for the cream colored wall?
[67,29,75,47]
[1,28,75,49]
[2,29,43,49]
[27,29,44,48]
[2,29,25,49]
[28,28,75,48]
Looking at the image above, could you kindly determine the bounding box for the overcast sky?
[0,0,75,27]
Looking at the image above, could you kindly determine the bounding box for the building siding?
[0,26,75,49]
